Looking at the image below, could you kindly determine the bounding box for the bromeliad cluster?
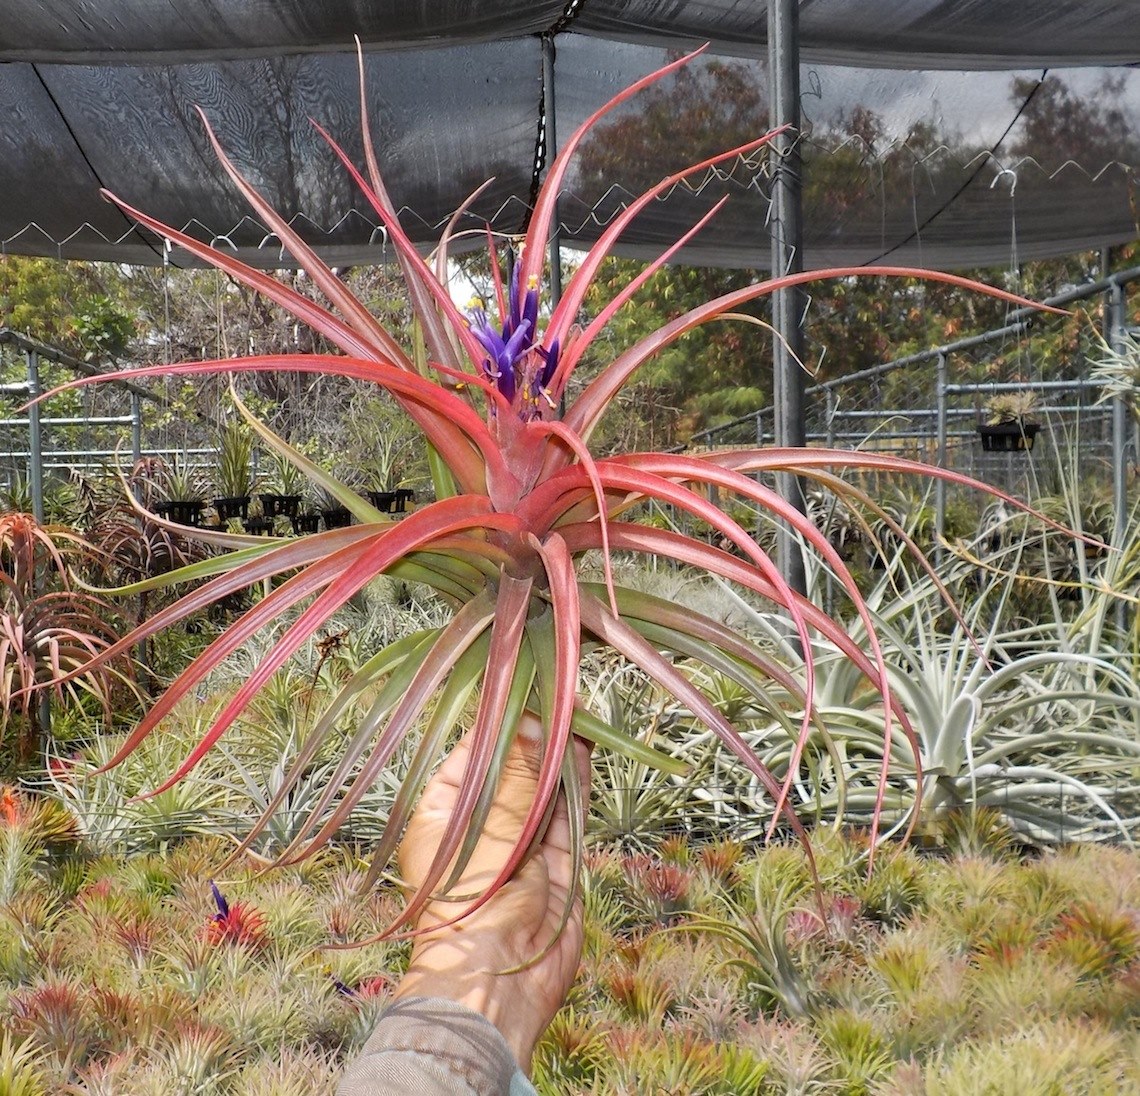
[50,46,1063,936]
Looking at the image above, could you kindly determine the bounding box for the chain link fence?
[686,268,1140,541]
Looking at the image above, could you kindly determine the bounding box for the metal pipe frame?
[0,415,135,428]
[25,351,44,522]
[690,263,1140,448]
[768,0,807,596]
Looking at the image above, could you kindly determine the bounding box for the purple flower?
[209,880,229,919]
[465,271,556,419]
[204,880,267,948]
[535,338,560,401]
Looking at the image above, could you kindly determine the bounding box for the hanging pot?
[367,490,396,513]
[977,421,1039,452]
[259,493,302,518]
[157,499,205,526]
[243,516,275,536]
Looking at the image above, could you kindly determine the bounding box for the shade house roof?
[1,1,1137,269]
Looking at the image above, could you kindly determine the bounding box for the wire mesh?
[688,268,1140,530]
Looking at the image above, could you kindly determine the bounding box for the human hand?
[391,713,591,1072]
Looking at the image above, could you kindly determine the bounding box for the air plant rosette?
[155,457,207,527]
[213,422,258,520]
[42,46,1076,942]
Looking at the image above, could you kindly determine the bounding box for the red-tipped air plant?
[204,881,268,950]
[1,512,137,764]
[43,46,1069,937]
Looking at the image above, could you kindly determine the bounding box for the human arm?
[337,716,590,1093]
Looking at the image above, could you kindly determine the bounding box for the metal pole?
[768,0,807,597]
[25,350,50,748]
[131,393,143,464]
[26,350,44,524]
[935,352,948,554]
[542,35,563,310]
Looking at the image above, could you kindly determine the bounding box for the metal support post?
[131,393,142,464]
[25,350,50,746]
[935,352,948,554]
[541,34,563,310]
[1109,283,1129,547]
[26,350,44,524]
[768,0,807,598]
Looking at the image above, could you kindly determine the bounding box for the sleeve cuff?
[337,995,535,1096]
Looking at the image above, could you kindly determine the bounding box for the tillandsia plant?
[161,455,207,505]
[983,389,1039,425]
[214,421,258,500]
[44,47,1072,937]
[0,512,136,765]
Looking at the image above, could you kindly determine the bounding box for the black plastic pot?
[367,490,396,513]
[393,488,416,513]
[292,512,321,535]
[156,499,205,526]
[321,506,353,529]
[214,495,251,520]
[977,421,1039,452]
[259,493,302,518]
[243,516,275,536]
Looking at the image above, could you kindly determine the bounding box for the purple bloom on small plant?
[204,881,266,949]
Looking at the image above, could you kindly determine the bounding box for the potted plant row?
[365,487,415,514]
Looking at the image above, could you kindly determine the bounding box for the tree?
[569,58,1137,443]
[574,60,774,439]
[0,256,135,358]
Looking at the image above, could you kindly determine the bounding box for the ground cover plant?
[2,779,1139,1095]
[4,531,1138,1090]
[38,46,1085,948]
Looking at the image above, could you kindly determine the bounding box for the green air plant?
[162,455,207,504]
[265,449,307,499]
[46,47,1070,937]
[1090,328,1140,420]
[215,421,257,500]
[983,389,1039,426]
[0,1033,49,1096]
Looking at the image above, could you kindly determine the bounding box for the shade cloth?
[0,2,1136,269]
